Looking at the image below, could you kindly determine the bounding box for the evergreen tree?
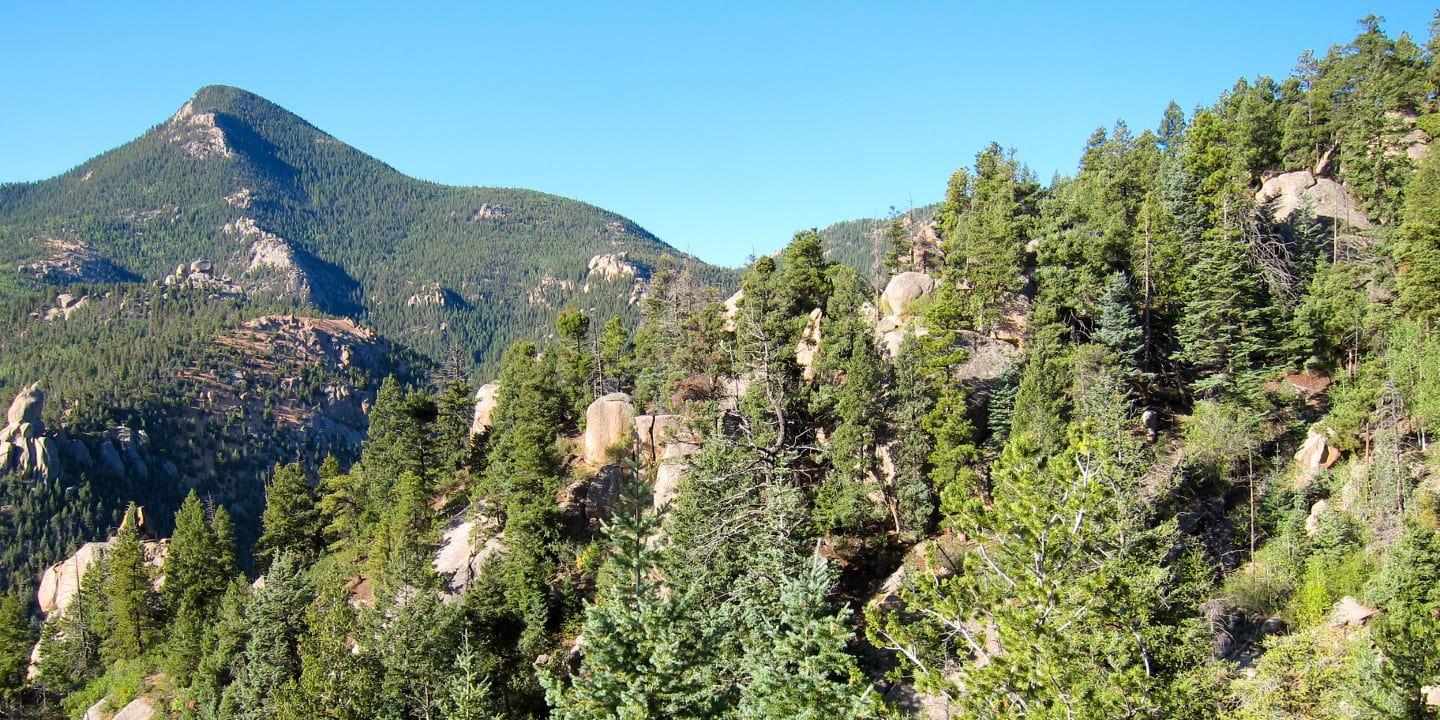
[1396,135,1440,325]
[226,552,312,720]
[545,462,714,719]
[102,504,159,663]
[1356,516,1440,718]
[733,550,878,719]
[255,462,321,573]
[0,592,33,714]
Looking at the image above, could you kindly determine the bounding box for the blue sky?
[1,2,1433,268]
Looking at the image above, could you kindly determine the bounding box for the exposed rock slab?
[37,541,110,616]
[111,697,156,720]
[1256,171,1373,229]
[1331,596,1380,628]
[433,516,503,598]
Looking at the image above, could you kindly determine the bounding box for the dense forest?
[5,13,1440,720]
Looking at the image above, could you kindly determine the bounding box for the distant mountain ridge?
[0,84,735,369]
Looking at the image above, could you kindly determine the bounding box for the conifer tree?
[545,461,713,719]
[1396,135,1440,325]
[0,592,32,714]
[102,504,158,663]
[255,462,321,573]
[227,552,312,720]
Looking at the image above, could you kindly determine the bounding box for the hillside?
[0,85,736,371]
[6,16,1440,720]
[816,203,939,284]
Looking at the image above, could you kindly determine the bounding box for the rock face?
[584,393,636,466]
[1305,498,1329,537]
[1331,596,1380,628]
[36,534,168,617]
[635,414,700,509]
[880,272,936,316]
[6,383,43,425]
[990,290,1031,345]
[1256,171,1373,229]
[795,308,823,382]
[37,541,110,616]
[586,253,640,281]
[432,516,504,598]
[471,383,501,436]
[0,383,60,481]
[1294,426,1341,482]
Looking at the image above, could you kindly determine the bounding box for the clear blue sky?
[1,2,1433,268]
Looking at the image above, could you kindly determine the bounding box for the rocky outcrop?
[635,414,700,509]
[0,383,61,482]
[1256,171,1373,229]
[584,393,636,466]
[471,383,501,436]
[1330,596,1380,629]
[1294,426,1341,482]
[110,697,157,720]
[879,272,936,317]
[795,308,823,382]
[37,541,110,617]
[561,466,621,525]
[162,256,242,295]
[16,237,132,285]
[406,282,449,307]
[432,516,503,598]
[168,99,233,159]
[990,290,1030,345]
[586,253,640,281]
[43,292,89,321]
[1305,499,1329,537]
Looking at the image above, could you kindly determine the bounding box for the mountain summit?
[0,85,733,367]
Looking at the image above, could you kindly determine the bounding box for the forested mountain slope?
[0,84,735,370]
[6,15,1440,720]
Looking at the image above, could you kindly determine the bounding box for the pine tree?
[1396,134,1440,325]
[734,550,878,719]
[102,503,158,663]
[545,461,713,720]
[255,462,321,573]
[0,592,33,713]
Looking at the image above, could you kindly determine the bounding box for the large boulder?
[470,382,501,436]
[1294,426,1341,482]
[584,393,636,466]
[1256,171,1373,229]
[880,272,936,317]
[634,414,685,467]
[1331,596,1380,628]
[634,414,700,509]
[111,697,157,720]
[33,437,59,483]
